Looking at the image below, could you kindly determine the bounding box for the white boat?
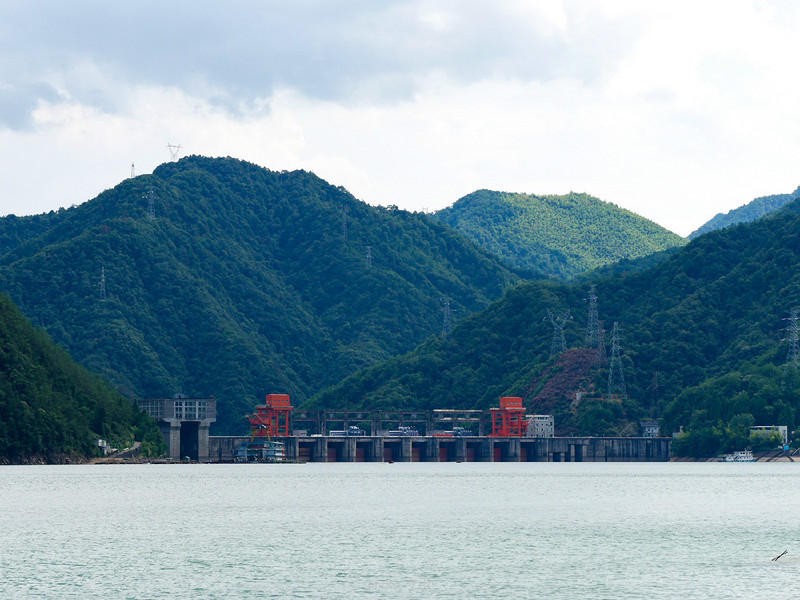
[722,449,755,462]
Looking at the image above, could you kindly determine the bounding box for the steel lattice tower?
[441,297,452,338]
[585,285,599,349]
[99,266,106,300]
[144,188,156,220]
[167,143,182,161]
[546,309,570,358]
[365,246,373,268]
[607,322,626,400]
[597,320,607,364]
[785,309,800,371]
[341,206,348,246]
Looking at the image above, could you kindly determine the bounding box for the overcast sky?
[2,0,799,236]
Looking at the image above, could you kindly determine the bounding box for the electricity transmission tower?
[546,309,571,358]
[607,322,627,401]
[784,309,800,372]
[341,206,348,247]
[130,163,135,178]
[597,320,607,364]
[99,266,107,300]
[585,285,599,349]
[365,246,373,268]
[144,187,157,220]
[167,143,182,161]
[441,297,453,338]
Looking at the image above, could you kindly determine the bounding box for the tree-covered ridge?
[0,292,164,463]
[309,204,800,457]
[434,189,686,279]
[0,156,519,434]
[689,185,800,239]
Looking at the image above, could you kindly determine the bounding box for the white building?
[750,425,788,445]
[526,414,554,438]
[640,420,660,437]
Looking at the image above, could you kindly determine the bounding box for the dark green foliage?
[689,185,800,239]
[435,189,686,279]
[310,205,800,456]
[0,156,518,434]
[0,292,164,463]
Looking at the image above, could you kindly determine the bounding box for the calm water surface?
[1,462,799,599]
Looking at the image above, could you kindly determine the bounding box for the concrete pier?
[208,435,671,463]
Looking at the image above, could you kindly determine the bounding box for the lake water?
[1,462,799,599]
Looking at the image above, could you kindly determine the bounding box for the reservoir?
[1,462,798,599]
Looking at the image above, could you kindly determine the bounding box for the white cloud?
[1,1,800,237]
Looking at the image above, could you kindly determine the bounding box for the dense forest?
[0,156,521,434]
[689,185,800,239]
[309,205,800,457]
[0,292,164,463]
[435,189,686,279]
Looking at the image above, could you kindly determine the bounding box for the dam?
[209,434,671,463]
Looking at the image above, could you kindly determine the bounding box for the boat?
[722,449,755,462]
[234,439,286,462]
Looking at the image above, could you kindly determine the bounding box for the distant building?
[750,425,788,445]
[526,414,554,438]
[640,420,660,437]
[138,394,217,461]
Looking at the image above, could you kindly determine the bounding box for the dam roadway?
[208,435,671,463]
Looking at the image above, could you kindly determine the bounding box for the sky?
[1,1,800,236]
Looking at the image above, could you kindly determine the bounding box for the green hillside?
[0,156,518,434]
[435,189,686,279]
[689,186,800,239]
[309,206,800,457]
[0,292,163,463]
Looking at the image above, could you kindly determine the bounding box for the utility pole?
[607,322,627,401]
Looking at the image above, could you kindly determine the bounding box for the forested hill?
[310,203,800,457]
[689,186,800,239]
[0,292,163,463]
[434,190,686,279]
[0,156,519,434]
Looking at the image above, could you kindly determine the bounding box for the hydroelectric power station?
[139,394,671,463]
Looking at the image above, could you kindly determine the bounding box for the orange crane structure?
[489,397,528,437]
[248,394,293,438]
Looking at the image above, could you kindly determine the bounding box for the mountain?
[308,203,800,457]
[689,186,800,239]
[0,292,163,463]
[434,189,686,279]
[0,156,519,434]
